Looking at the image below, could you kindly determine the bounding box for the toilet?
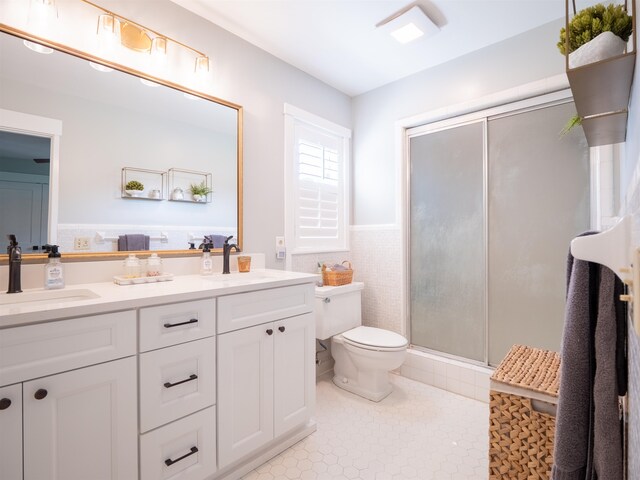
[315,282,408,402]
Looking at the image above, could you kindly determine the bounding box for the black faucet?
[222,235,240,274]
[7,234,22,294]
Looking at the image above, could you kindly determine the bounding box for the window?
[284,104,351,254]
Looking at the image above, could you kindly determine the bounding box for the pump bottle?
[44,245,65,290]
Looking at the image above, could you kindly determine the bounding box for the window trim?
[284,104,351,262]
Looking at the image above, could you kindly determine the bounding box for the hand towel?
[552,237,625,480]
[117,234,150,251]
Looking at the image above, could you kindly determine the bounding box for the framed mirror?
[0,27,242,261]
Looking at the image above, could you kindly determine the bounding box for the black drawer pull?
[278,326,285,333]
[163,318,198,328]
[165,446,198,466]
[0,398,11,410]
[34,389,48,400]
[164,374,198,389]
[266,328,273,335]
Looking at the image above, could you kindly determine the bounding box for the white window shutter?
[285,105,350,255]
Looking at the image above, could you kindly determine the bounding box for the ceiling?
[170,0,565,96]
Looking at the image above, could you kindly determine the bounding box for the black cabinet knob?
[34,389,48,400]
[266,329,273,335]
[278,326,285,333]
[0,398,11,410]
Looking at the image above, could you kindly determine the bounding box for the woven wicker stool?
[488,344,561,480]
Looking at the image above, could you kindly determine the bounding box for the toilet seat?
[341,326,408,352]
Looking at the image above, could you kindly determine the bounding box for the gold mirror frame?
[0,25,243,264]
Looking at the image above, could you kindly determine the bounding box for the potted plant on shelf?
[189,181,212,202]
[124,180,144,197]
[558,3,633,68]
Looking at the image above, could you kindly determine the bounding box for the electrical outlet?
[74,237,91,250]
[275,236,286,259]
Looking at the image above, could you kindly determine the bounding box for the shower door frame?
[403,88,587,366]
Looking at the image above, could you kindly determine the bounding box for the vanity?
[0,271,317,480]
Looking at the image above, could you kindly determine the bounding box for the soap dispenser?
[201,243,213,275]
[44,245,64,290]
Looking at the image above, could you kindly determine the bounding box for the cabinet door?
[23,356,138,480]
[0,384,22,480]
[217,323,274,468]
[274,313,315,437]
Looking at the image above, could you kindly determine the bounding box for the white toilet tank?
[314,282,364,340]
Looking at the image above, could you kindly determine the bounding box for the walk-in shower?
[407,94,590,366]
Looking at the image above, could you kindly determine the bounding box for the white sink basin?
[0,288,100,306]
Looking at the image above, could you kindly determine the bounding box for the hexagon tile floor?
[242,373,489,480]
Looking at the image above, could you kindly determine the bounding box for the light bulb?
[89,61,114,72]
[194,56,209,75]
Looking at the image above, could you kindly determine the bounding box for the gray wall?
[351,19,565,225]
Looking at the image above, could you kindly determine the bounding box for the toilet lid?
[342,326,408,349]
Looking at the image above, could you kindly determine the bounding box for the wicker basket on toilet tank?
[488,344,561,480]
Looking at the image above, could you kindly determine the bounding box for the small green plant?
[558,3,633,55]
[560,115,583,137]
[125,180,144,191]
[189,181,213,196]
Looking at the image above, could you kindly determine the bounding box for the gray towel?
[552,246,623,480]
[117,234,150,251]
[205,235,228,248]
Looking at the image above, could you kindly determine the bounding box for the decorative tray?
[113,273,174,285]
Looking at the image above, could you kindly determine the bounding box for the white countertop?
[0,269,317,328]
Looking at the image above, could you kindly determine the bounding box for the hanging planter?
[558,3,633,68]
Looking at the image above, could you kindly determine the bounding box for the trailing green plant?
[125,180,144,191]
[189,181,213,196]
[558,3,632,55]
[560,114,583,137]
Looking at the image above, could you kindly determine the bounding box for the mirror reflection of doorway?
[0,130,51,252]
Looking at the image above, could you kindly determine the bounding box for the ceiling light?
[376,5,439,44]
[23,40,54,54]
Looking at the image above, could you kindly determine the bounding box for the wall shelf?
[121,167,166,201]
[564,0,636,146]
[167,168,212,204]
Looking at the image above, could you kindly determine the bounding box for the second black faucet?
[222,236,240,274]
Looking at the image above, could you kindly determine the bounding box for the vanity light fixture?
[82,0,208,77]
[376,5,439,44]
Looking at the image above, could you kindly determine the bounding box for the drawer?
[217,283,314,333]
[139,337,216,433]
[140,406,217,480]
[0,310,136,386]
[139,298,216,352]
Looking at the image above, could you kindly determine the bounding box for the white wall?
[352,19,565,226]
[0,0,352,267]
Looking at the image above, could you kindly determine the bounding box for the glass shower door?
[409,121,486,362]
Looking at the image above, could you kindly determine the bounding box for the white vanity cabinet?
[0,311,138,480]
[0,384,22,480]
[138,298,218,480]
[23,357,138,480]
[217,285,315,469]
